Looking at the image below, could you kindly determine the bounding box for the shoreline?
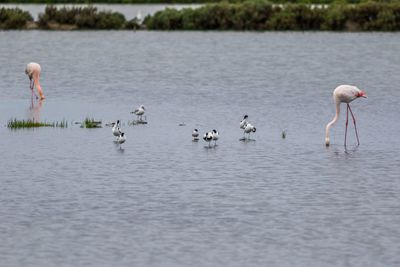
[2,2,400,31]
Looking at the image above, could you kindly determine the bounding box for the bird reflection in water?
[27,98,44,122]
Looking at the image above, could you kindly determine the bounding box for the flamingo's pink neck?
[325,100,340,145]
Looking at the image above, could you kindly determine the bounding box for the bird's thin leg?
[344,104,349,147]
[348,104,360,145]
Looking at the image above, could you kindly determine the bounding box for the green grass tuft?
[83,118,102,128]
[7,118,68,129]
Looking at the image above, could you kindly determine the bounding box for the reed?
[83,118,102,128]
[7,118,68,129]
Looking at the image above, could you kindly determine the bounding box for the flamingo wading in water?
[325,85,367,147]
[25,62,45,100]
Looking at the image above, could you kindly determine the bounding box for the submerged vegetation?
[1,2,400,30]
[7,119,68,129]
[83,118,102,128]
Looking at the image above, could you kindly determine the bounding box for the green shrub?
[0,7,33,29]
[38,5,126,29]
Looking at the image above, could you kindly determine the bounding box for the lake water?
[0,31,400,266]
[0,3,202,20]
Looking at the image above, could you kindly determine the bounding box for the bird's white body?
[244,123,256,134]
[243,123,256,139]
[132,105,145,121]
[212,130,219,145]
[25,62,41,79]
[25,62,45,99]
[134,105,145,116]
[192,129,199,140]
[325,85,367,146]
[112,120,121,137]
[116,133,126,147]
[203,131,213,146]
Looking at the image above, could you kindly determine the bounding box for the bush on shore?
[1,2,400,31]
[145,0,400,31]
[0,7,33,29]
[38,5,126,29]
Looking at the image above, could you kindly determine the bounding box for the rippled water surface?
[1,32,400,267]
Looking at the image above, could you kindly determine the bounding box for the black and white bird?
[203,131,213,147]
[131,105,145,121]
[116,133,126,149]
[212,129,219,146]
[240,115,248,129]
[112,120,122,138]
[244,123,256,139]
[192,129,199,141]
[240,115,248,137]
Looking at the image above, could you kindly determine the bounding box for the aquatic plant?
[0,7,33,29]
[7,119,68,129]
[83,118,102,128]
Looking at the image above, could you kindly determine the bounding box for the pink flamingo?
[25,62,45,100]
[325,85,367,147]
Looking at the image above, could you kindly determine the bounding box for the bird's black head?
[244,115,248,119]
[212,129,217,133]
[252,127,256,132]
[194,129,198,131]
[121,133,124,136]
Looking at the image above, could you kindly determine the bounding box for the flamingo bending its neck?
[325,85,367,147]
[25,62,45,100]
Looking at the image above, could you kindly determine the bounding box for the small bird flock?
[26,63,368,149]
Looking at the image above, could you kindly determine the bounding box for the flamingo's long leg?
[345,104,349,147]
[348,104,360,145]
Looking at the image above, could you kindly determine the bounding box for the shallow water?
[1,31,400,267]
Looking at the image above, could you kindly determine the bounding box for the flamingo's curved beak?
[359,90,367,98]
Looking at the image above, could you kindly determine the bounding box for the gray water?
[0,31,400,266]
[0,4,202,20]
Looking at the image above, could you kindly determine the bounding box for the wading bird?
[244,123,256,140]
[325,85,367,147]
[131,105,145,121]
[25,62,45,100]
[203,131,213,147]
[116,133,126,149]
[112,120,121,138]
[192,129,199,141]
[212,129,219,146]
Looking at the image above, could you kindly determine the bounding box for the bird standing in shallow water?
[116,133,126,149]
[212,129,219,146]
[240,115,248,137]
[192,129,199,141]
[25,62,45,100]
[325,85,367,147]
[112,120,121,138]
[244,123,256,140]
[131,105,145,121]
[203,131,213,147]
